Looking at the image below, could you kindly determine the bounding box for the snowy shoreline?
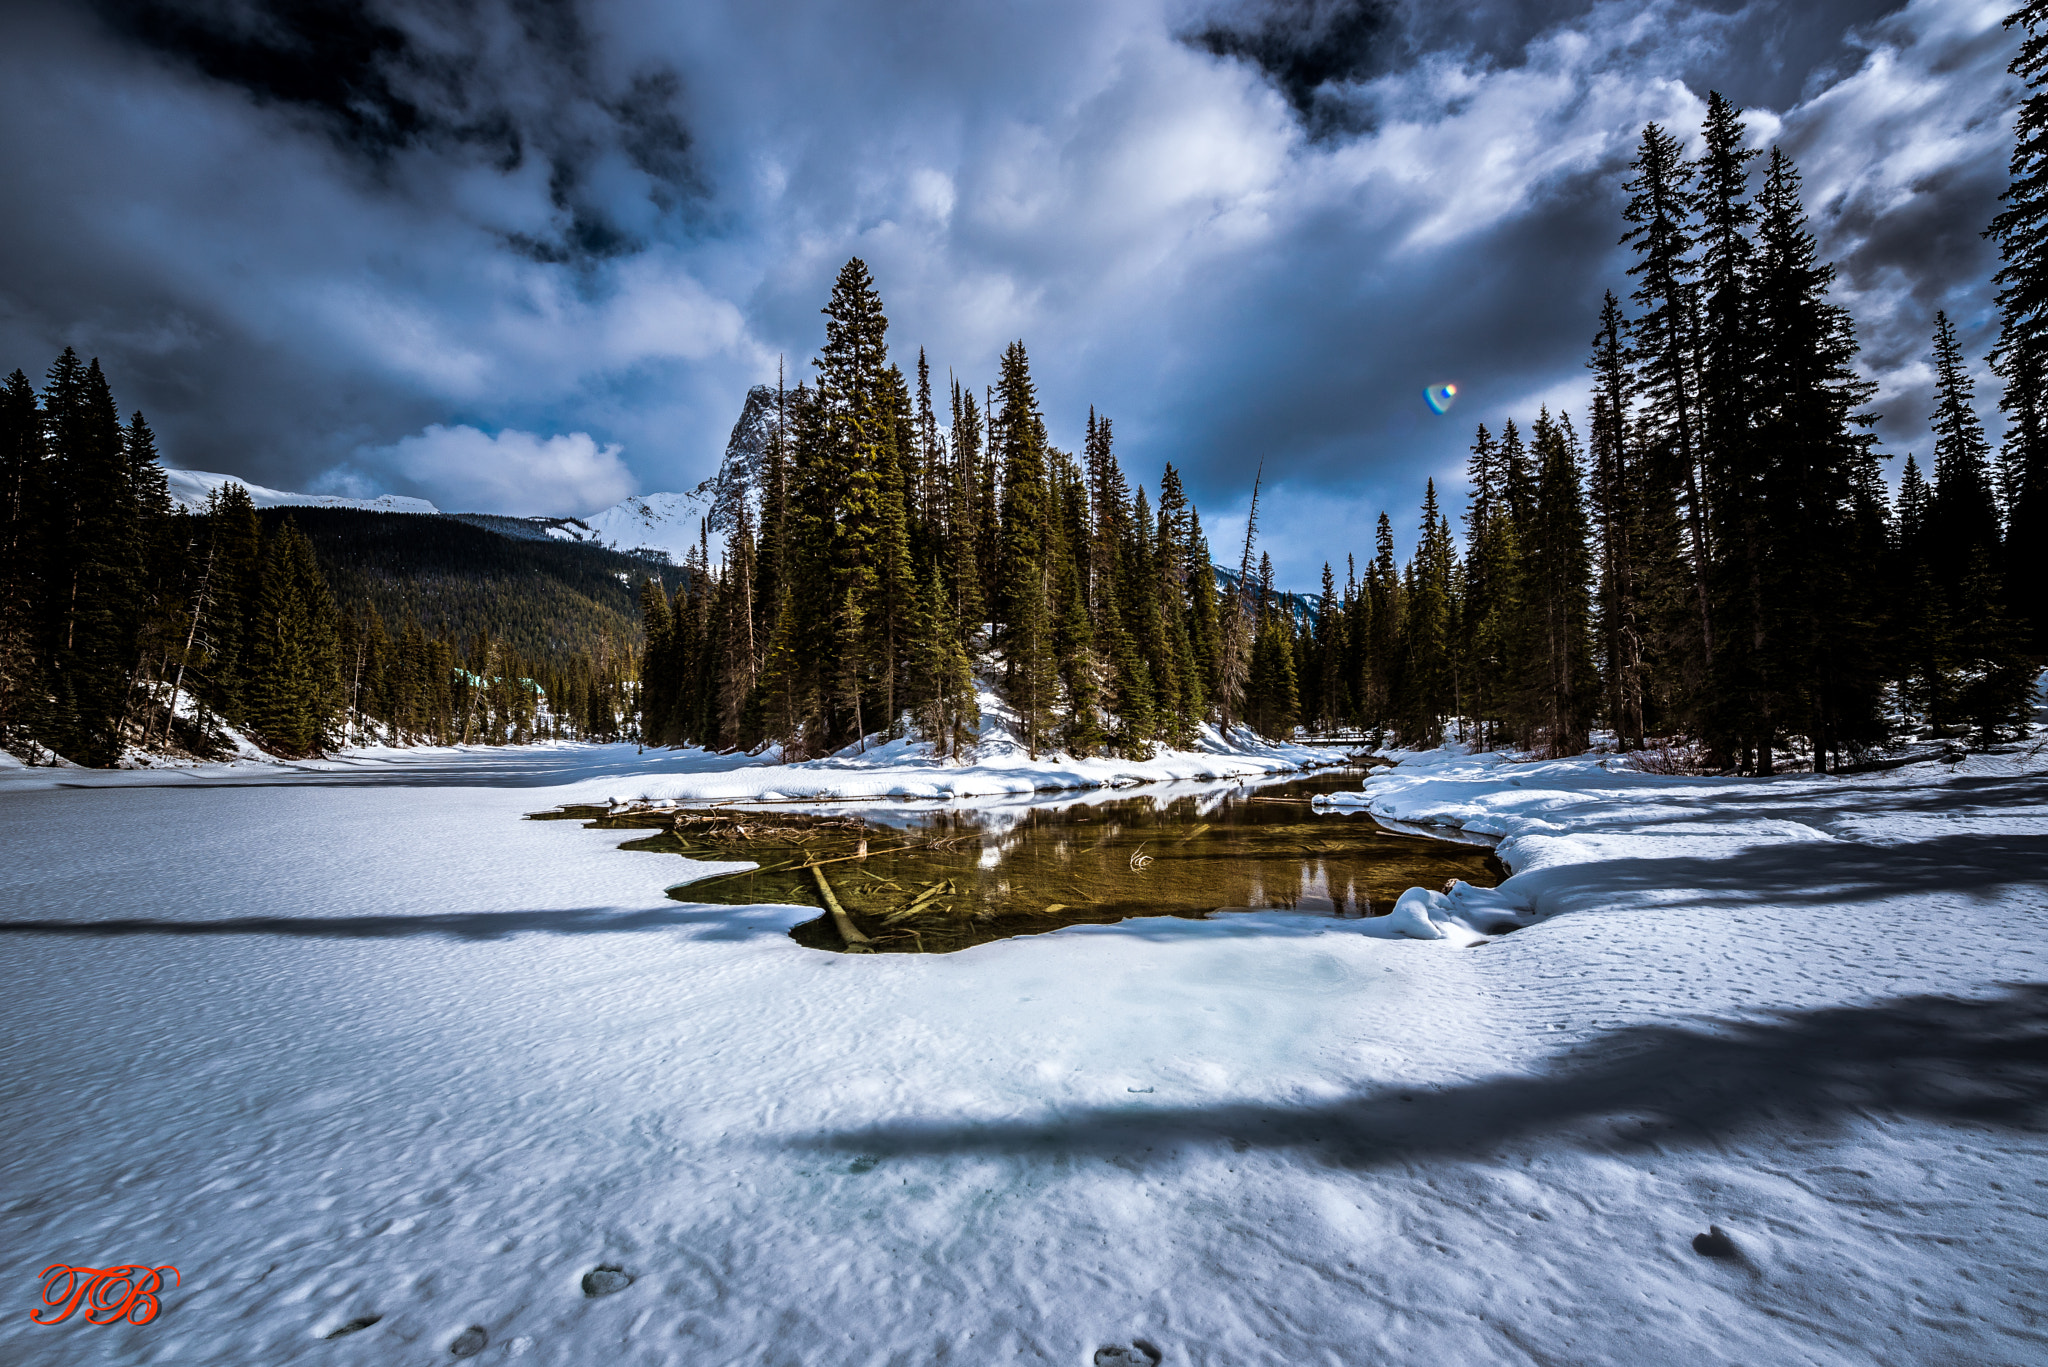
[0,715,1356,803]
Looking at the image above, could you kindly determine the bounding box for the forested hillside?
[0,372,663,763]
[282,507,681,666]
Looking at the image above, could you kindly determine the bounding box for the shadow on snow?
[793,984,2048,1168]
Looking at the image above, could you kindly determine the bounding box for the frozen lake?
[3,742,2044,1365]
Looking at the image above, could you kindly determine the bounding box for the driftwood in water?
[808,863,873,950]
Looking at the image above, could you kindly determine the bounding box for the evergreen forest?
[0,373,658,764]
[638,83,2043,774]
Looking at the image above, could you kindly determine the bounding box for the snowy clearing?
[2,738,2044,1365]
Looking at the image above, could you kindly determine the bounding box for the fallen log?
[808,863,873,950]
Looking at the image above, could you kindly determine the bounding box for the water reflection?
[570,768,1503,954]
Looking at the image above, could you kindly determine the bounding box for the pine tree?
[1364,511,1401,739]
[1953,550,2034,745]
[1461,421,1521,748]
[43,352,143,758]
[1154,463,1198,743]
[1926,311,2003,588]
[1523,411,1597,755]
[1245,613,1299,739]
[0,370,48,748]
[244,520,341,755]
[1988,1,2048,650]
[1622,122,1715,717]
[1312,561,1342,733]
[2002,334,2048,648]
[1694,93,1773,769]
[947,379,986,631]
[909,558,978,757]
[1397,480,1455,745]
[638,578,678,744]
[1186,509,1221,722]
[1752,146,1885,769]
[1890,457,1955,733]
[992,341,1055,754]
[1215,464,1263,733]
[869,365,916,732]
[1587,292,1650,750]
[1987,0,2048,367]
[718,500,760,745]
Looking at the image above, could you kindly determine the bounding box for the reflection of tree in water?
[600,775,1504,955]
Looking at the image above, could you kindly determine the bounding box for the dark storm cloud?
[1187,0,1399,134]
[1186,0,1910,138]
[91,0,700,261]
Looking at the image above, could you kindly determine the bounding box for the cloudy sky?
[0,0,2021,585]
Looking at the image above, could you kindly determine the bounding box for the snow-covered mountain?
[156,385,778,565]
[161,466,439,516]
[533,383,782,563]
[538,489,714,564]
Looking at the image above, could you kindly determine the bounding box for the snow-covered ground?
[3,735,2044,1365]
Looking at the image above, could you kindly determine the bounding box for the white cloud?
[339,425,635,518]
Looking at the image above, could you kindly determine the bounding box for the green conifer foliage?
[1927,311,2004,586]
[1461,421,1521,749]
[1524,412,1598,755]
[1397,480,1455,746]
[947,380,986,632]
[1245,613,1299,739]
[1988,0,2048,365]
[244,521,341,755]
[0,369,48,747]
[2002,334,2048,647]
[1622,122,1715,716]
[1752,147,1884,768]
[1311,561,1343,733]
[42,353,142,758]
[992,341,1055,754]
[1952,550,2034,744]
[1587,293,1651,750]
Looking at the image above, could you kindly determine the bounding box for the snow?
[542,490,714,564]
[558,696,1349,807]
[160,465,439,516]
[3,734,2046,1364]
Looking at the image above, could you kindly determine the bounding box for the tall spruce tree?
[1694,93,1773,768]
[1523,411,1597,755]
[1926,311,2004,587]
[1622,122,1715,722]
[2002,333,2048,647]
[0,370,47,747]
[992,341,1055,753]
[1988,1,2048,650]
[1587,293,1650,750]
[1752,147,1884,768]
[244,520,341,755]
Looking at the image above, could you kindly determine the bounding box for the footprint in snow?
[582,1265,633,1297]
[450,1324,489,1357]
[1095,1340,1162,1366]
[323,1314,381,1339]
[1692,1225,1739,1259]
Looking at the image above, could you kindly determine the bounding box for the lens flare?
[1424,383,1458,415]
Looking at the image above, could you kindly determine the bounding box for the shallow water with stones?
[547,768,1503,953]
